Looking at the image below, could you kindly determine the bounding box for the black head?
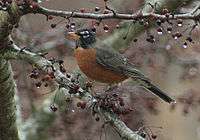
[76,28,96,49]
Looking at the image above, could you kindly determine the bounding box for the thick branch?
[0,60,19,140]
[0,1,22,140]
[99,108,143,140]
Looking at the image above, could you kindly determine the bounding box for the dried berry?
[156,19,162,26]
[60,66,66,73]
[162,8,169,15]
[95,7,100,12]
[80,102,86,109]
[48,15,53,20]
[29,72,39,79]
[116,24,120,29]
[139,19,144,25]
[144,21,149,27]
[35,82,42,88]
[186,37,193,42]
[146,35,155,43]
[157,27,163,35]
[66,73,71,78]
[70,22,76,28]
[77,102,82,107]
[103,24,109,32]
[51,24,56,28]
[123,36,127,40]
[133,38,138,42]
[172,32,182,39]
[112,93,118,97]
[167,26,172,33]
[95,117,100,121]
[152,134,157,139]
[119,100,125,106]
[73,84,80,92]
[91,27,96,32]
[182,42,188,48]
[49,72,55,79]
[8,24,13,30]
[58,59,64,64]
[103,9,109,14]
[80,8,85,13]
[71,78,76,83]
[66,24,70,29]
[86,81,93,88]
[50,104,58,112]
[165,13,170,18]
[30,2,39,10]
[140,132,146,138]
[44,83,48,87]
[177,19,183,27]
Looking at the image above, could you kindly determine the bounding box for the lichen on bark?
[0,60,19,140]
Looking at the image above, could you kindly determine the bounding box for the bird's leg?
[105,84,119,92]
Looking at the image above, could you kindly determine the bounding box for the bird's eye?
[80,30,89,36]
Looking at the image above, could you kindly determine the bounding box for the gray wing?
[95,46,147,79]
[96,47,175,104]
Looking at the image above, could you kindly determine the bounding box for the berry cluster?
[29,58,67,89]
[76,101,87,109]
[137,125,161,140]
[0,0,40,13]
[29,68,53,88]
[94,93,134,116]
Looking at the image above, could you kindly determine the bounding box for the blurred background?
[11,0,200,140]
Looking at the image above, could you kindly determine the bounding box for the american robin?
[66,28,175,104]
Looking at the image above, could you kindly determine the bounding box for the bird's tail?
[142,80,175,104]
[124,67,175,103]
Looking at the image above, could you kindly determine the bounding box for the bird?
[66,28,175,104]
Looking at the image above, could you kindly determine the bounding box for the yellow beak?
[66,32,80,40]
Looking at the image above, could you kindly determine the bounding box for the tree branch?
[30,2,200,21]
[0,60,19,140]
[0,1,22,140]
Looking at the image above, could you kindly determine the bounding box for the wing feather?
[95,47,147,79]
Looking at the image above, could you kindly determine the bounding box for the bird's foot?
[105,84,118,92]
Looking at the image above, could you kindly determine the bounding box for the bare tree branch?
[30,3,200,21]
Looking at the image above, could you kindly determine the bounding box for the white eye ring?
[83,34,90,38]
[85,31,89,34]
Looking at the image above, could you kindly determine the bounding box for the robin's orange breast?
[74,47,128,84]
